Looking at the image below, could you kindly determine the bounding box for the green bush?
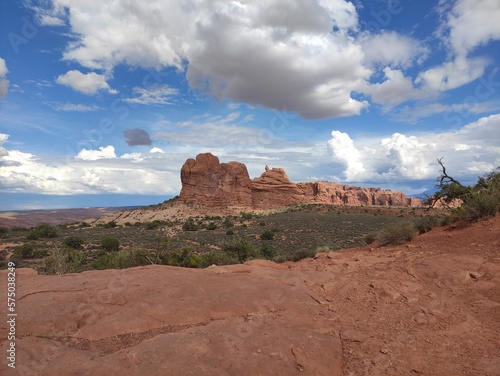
[376,220,417,246]
[63,235,85,249]
[432,164,500,223]
[27,223,58,240]
[38,247,85,275]
[0,226,10,238]
[258,244,275,260]
[260,230,275,240]
[207,222,217,230]
[414,216,437,234]
[13,243,48,259]
[100,236,120,252]
[456,189,500,223]
[289,248,317,262]
[93,248,150,270]
[241,212,253,220]
[182,218,198,231]
[226,229,234,235]
[274,248,317,263]
[365,232,377,245]
[222,217,234,228]
[222,238,254,263]
[439,215,452,226]
[144,220,170,230]
[103,221,118,229]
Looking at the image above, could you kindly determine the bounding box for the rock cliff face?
[179,153,420,208]
[180,153,253,207]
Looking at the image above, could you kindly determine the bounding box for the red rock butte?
[179,153,420,209]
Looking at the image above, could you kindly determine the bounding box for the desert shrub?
[456,189,500,223]
[259,221,266,226]
[432,162,500,223]
[144,220,169,230]
[27,223,57,240]
[241,212,253,220]
[207,222,217,230]
[273,249,316,263]
[63,235,85,249]
[292,248,317,261]
[204,215,222,220]
[100,236,120,252]
[93,248,150,270]
[165,247,205,268]
[38,247,85,275]
[103,221,118,229]
[93,252,121,270]
[414,216,437,234]
[260,229,275,240]
[222,238,254,263]
[439,215,452,226]
[258,244,275,260]
[376,220,417,246]
[13,243,40,258]
[365,232,377,244]
[222,217,234,228]
[226,229,234,235]
[79,222,91,228]
[0,226,10,238]
[273,255,288,263]
[182,218,198,231]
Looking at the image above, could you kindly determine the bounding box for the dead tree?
[427,158,464,209]
[437,157,462,187]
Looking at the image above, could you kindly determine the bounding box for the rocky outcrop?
[179,153,253,207]
[252,167,305,208]
[179,153,420,208]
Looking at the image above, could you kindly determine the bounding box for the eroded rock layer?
[179,153,420,208]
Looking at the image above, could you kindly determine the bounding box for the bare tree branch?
[437,157,462,186]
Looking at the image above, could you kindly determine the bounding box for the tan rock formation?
[179,153,420,208]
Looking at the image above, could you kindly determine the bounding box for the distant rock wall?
[179,153,421,208]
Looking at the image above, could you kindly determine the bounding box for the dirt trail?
[0,216,498,375]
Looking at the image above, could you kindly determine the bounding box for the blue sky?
[1,0,499,210]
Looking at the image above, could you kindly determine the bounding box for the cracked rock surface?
[1,216,499,375]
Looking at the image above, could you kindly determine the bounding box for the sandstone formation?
[180,153,253,207]
[1,215,499,375]
[179,153,420,209]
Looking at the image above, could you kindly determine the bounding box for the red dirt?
[0,216,499,375]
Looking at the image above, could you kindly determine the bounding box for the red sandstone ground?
[1,216,499,375]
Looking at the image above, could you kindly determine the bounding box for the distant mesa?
[179,153,420,209]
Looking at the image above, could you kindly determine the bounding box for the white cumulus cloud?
[76,146,117,161]
[327,113,500,184]
[327,131,367,181]
[36,0,370,119]
[0,57,9,98]
[56,70,117,95]
[123,85,178,105]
